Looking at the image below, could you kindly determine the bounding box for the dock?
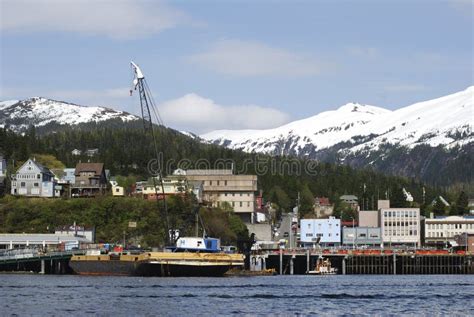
[0,249,85,274]
[257,250,474,275]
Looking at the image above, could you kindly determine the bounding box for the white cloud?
[0,0,191,39]
[158,93,291,133]
[187,39,333,77]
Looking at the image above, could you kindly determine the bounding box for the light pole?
[352,217,355,250]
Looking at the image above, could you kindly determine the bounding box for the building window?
[34,183,39,187]
[225,193,227,197]
[217,181,220,186]
[20,182,26,187]
[232,202,235,207]
[247,202,250,207]
[239,202,242,207]
[210,181,212,186]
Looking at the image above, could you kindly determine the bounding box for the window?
[225,193,228,197]
[210,181,213,186]
[239,202,242,207]
[20,182,26,187]
[34,183,39,187]
[224,180,227,186]
[232,202,235,207]
[247,202,250,207]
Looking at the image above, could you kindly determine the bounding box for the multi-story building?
[72,163,107,197]
[184,169,258,223]
[10,158,59,197]
[424,215,474,245]
[342,227,382,246]
[300,217,341,247]
[380,208,421,247]
[141,171,202,201]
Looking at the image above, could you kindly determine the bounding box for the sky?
[0,0,472,134]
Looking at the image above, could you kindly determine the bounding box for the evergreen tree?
[432,197,446,215]
[455,191,469,215]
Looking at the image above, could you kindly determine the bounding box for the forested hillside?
[0,122,450,216]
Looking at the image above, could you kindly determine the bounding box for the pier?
[0,249,85,274]
[261,250,474,275]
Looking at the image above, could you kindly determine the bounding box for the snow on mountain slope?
[201,86,473,156]
[0,97,139,131]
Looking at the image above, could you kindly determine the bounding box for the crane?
[130,61,171,244]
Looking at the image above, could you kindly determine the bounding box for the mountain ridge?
[0,97,139,132]
[201,86,473,154]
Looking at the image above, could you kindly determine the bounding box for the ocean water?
[0,274,473,316]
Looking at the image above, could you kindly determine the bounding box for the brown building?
[184,169,258,223]
[72,163,107,197]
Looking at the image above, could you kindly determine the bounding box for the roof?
[186,169,233,176]
[75,162,104,176]
[340,195,358,201]
[0,233,91,244]
[19,159,54,176]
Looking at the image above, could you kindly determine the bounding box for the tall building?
[380,208,421,247]
[184,169,258,223]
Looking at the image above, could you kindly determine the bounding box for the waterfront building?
[184,169,258,223]
[380,208,421,247]
[10,158,59,197]
[300,217,341,247]
[342,227,382,246]
[424,215,474,245]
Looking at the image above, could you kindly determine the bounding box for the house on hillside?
[85,148,99,157]
[10,158,59,197]
[72,162,107,197]
[313,197,334,218]
[71,149,82,156]
[340,194,359,211]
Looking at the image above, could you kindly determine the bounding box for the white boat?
[308,257,337,275]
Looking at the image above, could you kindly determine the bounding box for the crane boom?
[130,61,170,244]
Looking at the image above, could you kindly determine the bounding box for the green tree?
[432,196,446,215]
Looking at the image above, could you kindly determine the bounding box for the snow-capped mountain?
[0,97,139,131]
[202,87,473,156]
[202,87,473,184]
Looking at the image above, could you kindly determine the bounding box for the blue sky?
[1,0,472,133]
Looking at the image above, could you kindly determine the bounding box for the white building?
[10,159,59,198]
[425,215,474,244]
[380,208,421,247]
[300,217,341,246]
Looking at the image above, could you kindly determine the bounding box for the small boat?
[308,257,337,275]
